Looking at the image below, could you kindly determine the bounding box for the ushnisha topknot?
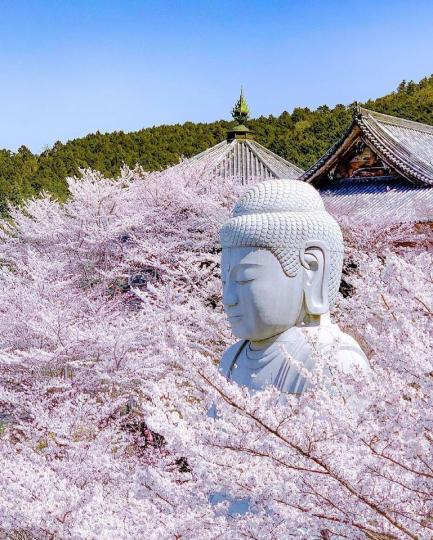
[232,179,325,216]
[220,179,344,308]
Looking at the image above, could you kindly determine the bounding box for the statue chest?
[227,338,314,394]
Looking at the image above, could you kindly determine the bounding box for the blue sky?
[1,0,433,152]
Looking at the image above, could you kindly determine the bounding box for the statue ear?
[299,241,330,315]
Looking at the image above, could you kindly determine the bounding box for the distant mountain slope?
[1,74,433,214]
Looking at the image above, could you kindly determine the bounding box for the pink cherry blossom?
[0,165,431,539]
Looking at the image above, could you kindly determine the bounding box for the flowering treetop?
[0,165,431,539]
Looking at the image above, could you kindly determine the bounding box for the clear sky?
[1,0,433,153]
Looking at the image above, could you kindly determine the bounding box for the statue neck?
[249,312,332,351]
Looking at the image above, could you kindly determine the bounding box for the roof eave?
[300,107,433,187]
[357,109,433,187]
[299,120,361,185]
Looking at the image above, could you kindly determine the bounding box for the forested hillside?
[1,74,433,214]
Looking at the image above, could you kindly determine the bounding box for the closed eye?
[236,278,255,285]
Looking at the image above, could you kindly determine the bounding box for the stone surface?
[219,179,369,394]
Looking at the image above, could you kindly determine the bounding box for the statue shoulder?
[219,340,247,378]
[336,330,370,373]
[300,321,371,374]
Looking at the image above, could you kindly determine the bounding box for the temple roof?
[167,89,303,183]
[301,106,433,187]
[320,177,433,224]
[167,138,304,184]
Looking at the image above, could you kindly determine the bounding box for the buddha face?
[221,247,305,342]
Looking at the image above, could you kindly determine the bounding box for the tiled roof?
[167,139,303,184]
[301,107,433,186]
[320,178,433,223]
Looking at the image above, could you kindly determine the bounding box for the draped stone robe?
[218,316,369,395]
[209,316,369,515]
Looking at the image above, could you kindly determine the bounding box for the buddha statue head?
[220,180,344,342]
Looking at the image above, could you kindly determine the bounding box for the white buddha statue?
[219,179,369,394]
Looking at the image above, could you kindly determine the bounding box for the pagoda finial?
[231,87,250,124]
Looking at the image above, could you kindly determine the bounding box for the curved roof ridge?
[299,120,359,183]
[301,106,433,186]
[359,107,433,135]
[359,108,433,185]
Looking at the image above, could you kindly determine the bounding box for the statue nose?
[223,281,238,307]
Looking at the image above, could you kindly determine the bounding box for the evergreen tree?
[1,74,433,214]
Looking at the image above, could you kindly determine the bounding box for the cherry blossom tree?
[0,166,431,539]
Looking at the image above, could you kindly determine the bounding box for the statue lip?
[227,314,242,322]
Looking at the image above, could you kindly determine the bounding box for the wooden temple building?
[167,90,303,184]
[170,92,432,223]
[301,106,433,223]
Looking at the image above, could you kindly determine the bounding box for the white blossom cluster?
[0,166,431,539]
